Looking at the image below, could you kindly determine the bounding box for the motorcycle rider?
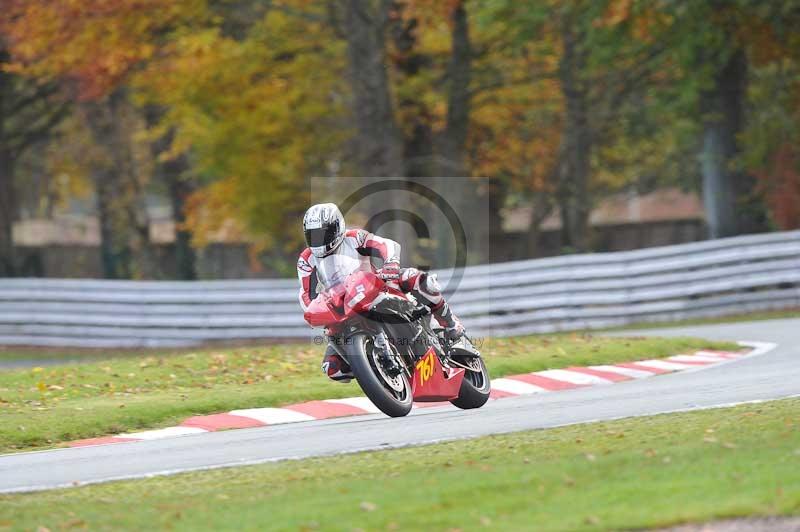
[297,203,466,383]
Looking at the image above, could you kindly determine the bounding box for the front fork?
[373,330,404,377]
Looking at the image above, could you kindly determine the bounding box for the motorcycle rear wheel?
[346,333,413,418]
[450,356,491,409]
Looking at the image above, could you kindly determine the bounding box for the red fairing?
[303,296,345,328]
[303,271,387,328]
[342,271,385,317]
[411,347,465,402]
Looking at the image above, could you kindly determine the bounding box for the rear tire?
[346,333,413,418]
[450,357,491,410]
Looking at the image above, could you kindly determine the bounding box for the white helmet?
[303,203,345,257]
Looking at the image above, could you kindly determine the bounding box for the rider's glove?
[378,259,401,282]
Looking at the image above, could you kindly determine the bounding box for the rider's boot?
[433,302,479,357]
[400,269,467,341]
[321,345,353,383]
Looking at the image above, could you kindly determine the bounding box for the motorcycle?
[303,257,491,417]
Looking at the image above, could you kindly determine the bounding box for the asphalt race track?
[1,318,798,493]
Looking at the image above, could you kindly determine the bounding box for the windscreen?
[315,252,371,289]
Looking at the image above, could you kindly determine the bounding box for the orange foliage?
[737,19,789,66]
[183,179,247,246]
[598,0,634,27]
[594,0,670,42]
[1,0,206,100]
[470,90,561,194]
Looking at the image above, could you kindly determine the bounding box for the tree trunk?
[344,0,404,179]
[344,0,411,256]
[525,195,547,257]
[0,147,16,277]
[84,92,168,279]
[108,92,161,279]
[83,99,133,279]
[93,165,130,279]
[701,48,768,238]
[165,158,196,280]
[0,47,69,276]
[438,1,485,264]
[386,2,437,266]
[556,20,592,252]
[440,0,471,179]
[526,169,557,257]
[390,3,432,180]
[144,105,197,280]
[485,177,508,263]
[0,48,17,276]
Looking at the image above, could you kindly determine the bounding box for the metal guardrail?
[0,231,798,348]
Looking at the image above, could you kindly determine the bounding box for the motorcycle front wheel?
[346,333,413,418]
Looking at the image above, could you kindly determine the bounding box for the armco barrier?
[0,231,798,348]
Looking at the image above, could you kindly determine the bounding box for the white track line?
[634,359,696,371]
[229,408,316,425]
[491,378,549,395]
[695,350,741,359]
[588,365,657,379]
[667,354,727,363]
[735,341,777,358]
[536,369,615,386]
[121,427,208,440]
[324,397,382,414]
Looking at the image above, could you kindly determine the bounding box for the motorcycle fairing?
[304,270,386,329]
[411,347,465,402]
[304,294,346,328]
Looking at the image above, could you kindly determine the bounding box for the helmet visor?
[304,224,340,248]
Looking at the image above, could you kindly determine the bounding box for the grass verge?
[1,397,798,531]
[1,310,794,367]
[604,309,800,332]
[0,334,738,452]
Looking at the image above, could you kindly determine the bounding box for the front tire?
[450,356,491,410]
[346,333,413,418]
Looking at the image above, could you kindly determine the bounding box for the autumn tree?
[739,2,800,229]
[5,0,798,281]
[485,0,679,251]
[598,0,800,238]
[745,54,800,230]
[137,3,347,269]
[466,2,562,255]
[0,41,69,275]
[380,1,486,264]
[654,0,769,238]
[2,0,208,278]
